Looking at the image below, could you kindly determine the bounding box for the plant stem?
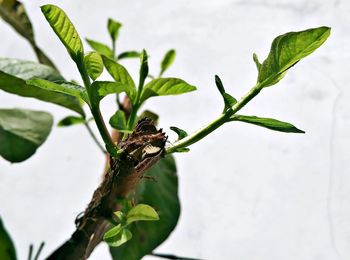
[166,83,262,154]
[77,60,116,153]
[84,122,107,154]
[150,252,204,260]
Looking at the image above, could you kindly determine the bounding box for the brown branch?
[46,118,167,259]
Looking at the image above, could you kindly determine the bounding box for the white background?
[0,0,349,259]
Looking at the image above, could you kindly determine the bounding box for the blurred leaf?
[126,204,159,224]
[0,0,56,68]
[102,56,136,102]
[117,51,141,60]
[159,49,175,77]
[229,115,305,133]
[0,59,84,115]
[140,78,196,104]
[257,27,331,88]
[170,126,188,141]
[84,51,103,81]
[107,18,122,43]
[41,4,84,62]
[110,155,180,260]
[57,115,85,127]
[105,226,132,248]
[0,108,53,162]
[0,217,16,260]
[86,39,114,59]
[139,49,149,91]
[109,110,128,132]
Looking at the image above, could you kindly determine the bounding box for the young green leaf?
[229,115,305,133]
[86,39,114,59]
[0,71,84,115]
[102,56,136,101]
[104,226,132,248]
[252,53,261,71]
[173,147,190,153]
[57,116,85,127]
[91,81,135,104]
[117,51,141,60]
[0,217,17,260]
[0,109,53,163]
[108,18,122,43]
[139,49,149,91]
[41,4,84,62]
[257,27,331,88]
[214,75,237,110]
[159,49,176,77]
[170,126,188,141]
[126,204,159,224]
[84,52,103,81]
[140,78,197,104]
[109,110,128,132]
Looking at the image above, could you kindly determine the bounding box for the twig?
[34,242,45,260]
[150,252,204,260]
[84,122,107,154]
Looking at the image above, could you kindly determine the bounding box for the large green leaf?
[0,217,16,260]
[140,78,196,104]
[0,108,53,162]
[110,155,180,260]
[41,4,84,62]
[229,115,305,133]
[86,39,114,59]
[0,0,56,68]
[0,59,84,115]
[257,27,330,88]
[102,56,136,102]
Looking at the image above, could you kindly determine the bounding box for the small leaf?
[170,126,188,141]
[102,56,136,102]
[139,50,149,90]
[252,53,261,71]
[109,110,127,131]
[0,217,17,260]
[91,81,135,104]
[229,115,305,133]
[41,4,84,62]
[214,75,237,110]
[113,211,125,222]
[84,52,103,81]
[139,110,159,126]
[105,227,132,248]
[140,78,196,104]
[126,204,159,224]
[0,109,53,162]
[257,27,331,88]
[174,147,190,153]
[86,39,114,59]
[159,49,176,77]
[108,18,122,43]
[57,116,85,127]
[117,51,141,60]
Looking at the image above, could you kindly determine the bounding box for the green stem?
[166,83,262,154]
[84,122,107,154]
[77,60,117,153]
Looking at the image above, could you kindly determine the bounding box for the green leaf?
[27,78,88,104]
[0,59,84,115]
[257,27,331,88]
[102,56,136,101]
[159,49,176,77]
[173,147,190,153]
[57,116,85,127]
[126,204,159,224]
[229,115,305,133]
[91,81,135,104]
[110,155,180,260]
[139,110,159,126]
[84,52,103,81]
[0,108,53,162]
[41,4,84,62]
[104,225,133,248]
[214,75,237,110]
[0,0,56,69]
[117,51,141,60]
[0,217,16,260]
[140,78,197,104]
[86,39,114,59]
[139,49,149,91]
[108,18,122,43]
[109,110,128,132]
[252,53,261,71]
[170,126,188,141]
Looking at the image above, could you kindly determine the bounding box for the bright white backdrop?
[1,0,349,259]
